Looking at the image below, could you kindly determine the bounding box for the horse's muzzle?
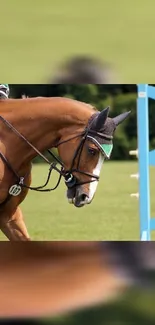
[74,186,89,207]
[67,185,89,208]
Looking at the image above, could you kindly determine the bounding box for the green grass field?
[0,161,154,240]
[1,0,155,83]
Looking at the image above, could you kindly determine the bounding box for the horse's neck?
[0,98,93,164]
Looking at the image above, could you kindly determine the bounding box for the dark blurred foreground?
[0,242,155,324]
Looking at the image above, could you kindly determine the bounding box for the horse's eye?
[88,147,97,156]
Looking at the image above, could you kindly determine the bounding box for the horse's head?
[58,107,130,208]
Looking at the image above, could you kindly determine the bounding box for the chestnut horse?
[0,97,130,241]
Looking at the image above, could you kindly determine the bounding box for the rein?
[0,114,113,205]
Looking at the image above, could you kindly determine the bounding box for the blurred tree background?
[9,84,155,161]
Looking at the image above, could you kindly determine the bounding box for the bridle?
[0,113,113,205]
[57,126,113,189]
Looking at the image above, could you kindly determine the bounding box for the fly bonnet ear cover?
[88,107,131,159]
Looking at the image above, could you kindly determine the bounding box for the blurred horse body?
[0,241,154,318]
[0,242,129,318]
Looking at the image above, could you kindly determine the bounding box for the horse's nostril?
[74,190,89,207]
[80,193,88,202]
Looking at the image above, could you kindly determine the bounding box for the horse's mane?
[0,96,97,115]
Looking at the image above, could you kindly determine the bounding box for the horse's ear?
[92,107,110,130]
[113,111,131,126]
